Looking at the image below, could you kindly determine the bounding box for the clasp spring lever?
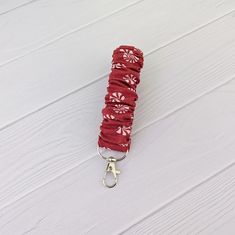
[103,157,120,188]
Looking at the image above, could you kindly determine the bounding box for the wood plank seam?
[0,0,40,16]
[16,215,49,235]
[119,161,235,234]
[0,10,234,133]
[0,0,145,67]
[0,152,97,211]
[146,9,235,57]
[0,2,234,233]
[123,166,235,234]
[134,74,235,133]
[0,7,233,69]
[1,74,234,212]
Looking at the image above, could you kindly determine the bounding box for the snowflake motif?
[120,49,139,63]
[103,114,115,120]
[116,126,131,136]
[128,87,136,92]
[110,92,125,102]
[112,63,126,69]
[123,74,137,85]
[113,104,129,114]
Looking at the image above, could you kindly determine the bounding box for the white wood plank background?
[0,0,234,234]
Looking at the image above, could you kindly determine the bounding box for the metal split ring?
[97,146,128,161]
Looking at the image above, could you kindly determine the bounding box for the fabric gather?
[98,45,144,152]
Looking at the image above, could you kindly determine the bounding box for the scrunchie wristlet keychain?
[98,45,144,188]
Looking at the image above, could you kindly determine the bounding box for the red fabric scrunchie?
[98,45,144,152]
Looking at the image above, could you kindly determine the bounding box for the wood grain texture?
[0,77,234,235]
[0,0,235,234]
[0,0,37,15]
[0,0,234,129]
[0,0,142,63]
[0,9,235,233]
[122,163,235,235]
[0,12,234,211]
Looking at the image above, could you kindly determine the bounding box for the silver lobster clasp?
[103,157,120,188]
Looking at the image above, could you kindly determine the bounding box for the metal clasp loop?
[103,157,120,188]
[97,146,128,161]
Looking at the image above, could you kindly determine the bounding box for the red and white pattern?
[103,114,115,120]
[128,87,136,92]
[112,63,126,69]
[120,48,139,63]
[98,45,144,152]
[113,104,129,114]
[110,92,125,103]
[116,126,131,136]
[120,143,129,147]
[123,74,137,85]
